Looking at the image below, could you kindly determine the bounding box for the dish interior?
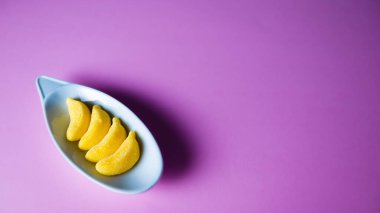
[44,84,162,193]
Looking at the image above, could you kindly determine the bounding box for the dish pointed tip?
[36,75,69,101]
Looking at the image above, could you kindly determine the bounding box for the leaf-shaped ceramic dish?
[36,76,163,194]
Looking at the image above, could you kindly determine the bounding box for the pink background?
[1,0,380,212]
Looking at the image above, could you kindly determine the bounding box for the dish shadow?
[71,76,195,182]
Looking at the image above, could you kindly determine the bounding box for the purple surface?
[1,0,380,212]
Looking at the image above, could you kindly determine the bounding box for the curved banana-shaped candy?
[96,131,140,176]
[85,117,127,162]
[66,98,91,141]
[78,105,111,150]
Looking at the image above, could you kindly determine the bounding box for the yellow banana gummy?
[66,98,91,141]
[95,131,140,176]
[85,117,127,162]
[78,105,111,150]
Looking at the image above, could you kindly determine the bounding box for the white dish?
[36,76,163,194]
